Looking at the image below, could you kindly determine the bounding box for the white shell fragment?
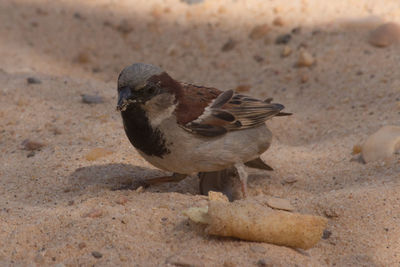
[361,125,400,163]
[281,45,292,57]
[297,50,315,67]
[368,22,400,47]
[266,197,295,211]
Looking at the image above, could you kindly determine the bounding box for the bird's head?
[117,63,166,111]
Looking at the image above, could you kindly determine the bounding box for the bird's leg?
[234,163,248,198]
[114,173,187,190]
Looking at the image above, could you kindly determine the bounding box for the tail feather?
[244,157,274,171]
[275,112,292,117]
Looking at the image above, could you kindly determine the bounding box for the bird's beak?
[117,86,134,111]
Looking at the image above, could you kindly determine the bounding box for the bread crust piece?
[195,199,328,250]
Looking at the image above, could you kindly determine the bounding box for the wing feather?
[177,84,289,137]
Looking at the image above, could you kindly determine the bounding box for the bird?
[116,63,290,197]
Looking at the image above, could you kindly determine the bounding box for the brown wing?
[174,83,222,125]
[219,92,286,129]
[176,85,288,137]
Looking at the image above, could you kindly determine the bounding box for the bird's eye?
[147,86,156,95]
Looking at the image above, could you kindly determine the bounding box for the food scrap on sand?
[184,192,328,250]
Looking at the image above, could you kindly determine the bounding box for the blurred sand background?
[0,0,399,266]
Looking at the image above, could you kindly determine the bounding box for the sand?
[0,0,399,266]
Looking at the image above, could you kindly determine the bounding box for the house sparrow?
[117,63,290,197]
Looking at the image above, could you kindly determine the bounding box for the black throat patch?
[121,104,170,158]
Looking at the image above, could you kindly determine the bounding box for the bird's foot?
[111,173,187,191]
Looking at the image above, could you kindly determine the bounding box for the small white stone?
[361,125,400,162]
[136,186,145,193]
[273,17,285,27]
[297,50,315,67]
[368,22,400,47]
[266,197,294,211]
[281,45,292,57]
[249,24,270,40]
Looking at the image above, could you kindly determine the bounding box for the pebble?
[34,253,45,264]
[266,197,294,211]
[281,177,298,185]
[166,254,200,267]
[91,251,103,259]
[78,242,87,249]
[116,19,134,35]
[136,186,145,193]
[73,12,84,20]
[249,24,270,40]
[263,37,272,45]
[27,77,42,84]
[361,125,400,163]
[36,8,48,16]
[116,196,128,205]
[223,261,236,267]
[256,259,274,267]
[291,27,301,34]
[253,55,264,63]
[85,148,113,161]
[235,85,251,92]
[273,6,282,14]
[352,145,362,155]
[75,52,90,64]
[81,94,104,104]
[281,45,292,57]
[92,67,101,73]
[150,5,163,19]
[21,139,45,151]
[297,50,315,67]
[167,44,177,56]
[103,20,112,28]
[221,39,236,52]
[324,207,339,218]
[322,230,332,239]
[369,22,400,47]
[300,73,309,83]
[83,209,103,218]
[250,245,266,254]
[272,17,285,27]
[52,127,62,135]
[275,34,291,44]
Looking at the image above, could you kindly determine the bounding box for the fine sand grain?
[0,0,399,266]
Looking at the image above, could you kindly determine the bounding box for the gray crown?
[118,63,163,90]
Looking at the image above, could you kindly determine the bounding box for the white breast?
[138,116,272,175]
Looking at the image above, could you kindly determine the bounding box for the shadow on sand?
[66,163,200,195]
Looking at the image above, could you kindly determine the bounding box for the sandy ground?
[1,0,400,266]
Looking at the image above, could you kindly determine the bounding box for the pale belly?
[138,118,272,174]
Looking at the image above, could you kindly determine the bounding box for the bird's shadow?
[66,163,199,195]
